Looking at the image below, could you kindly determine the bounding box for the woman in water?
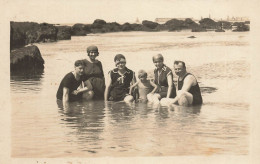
[104,54,136,102]
[147,54,176,104]
[82,45,105,100]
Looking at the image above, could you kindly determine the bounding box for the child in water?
[129,70,158,102]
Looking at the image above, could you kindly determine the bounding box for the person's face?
[88,51,98,60]
[139,76,147,82]
[75,65,85,76]
[116,60,126,70]
[153,58,164,69]
[174,63,185,76]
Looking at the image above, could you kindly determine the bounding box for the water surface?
[11,31,250,157]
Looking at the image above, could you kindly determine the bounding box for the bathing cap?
[87,45,98,53]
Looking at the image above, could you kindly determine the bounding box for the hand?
[72,90,79,95]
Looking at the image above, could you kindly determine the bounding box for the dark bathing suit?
[56,72,84,102]
[108,67,134,101]
[82,59,105,100]
[177,73,203,105]
[154,65,176,98]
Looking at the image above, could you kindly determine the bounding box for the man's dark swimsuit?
[177,73,203,105]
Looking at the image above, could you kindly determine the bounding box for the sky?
[3,0,254,24]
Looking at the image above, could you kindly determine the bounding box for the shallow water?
[11,31,250,157]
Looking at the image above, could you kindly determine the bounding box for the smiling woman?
[104,54,136,102]
[82,45,105,100]
[147,54,176,104]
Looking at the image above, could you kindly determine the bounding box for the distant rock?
[184,18,200,29]
[56,26,72,40]
[103,22,122,32]
[91,21,122,33]
[10,25,26,49]
[188,36,196,38]
[10,22,58,50]
[155,24,168,31]
[35,23,58,43]
[232,22,250,32]
[90,19,108,33]
[215,29,225,32]
[165,19,184,31]
[199,18,218,30]
[130,23,143,31]
[217,21,232,30]
[10,45,44,71]
[121,23,134,31]
[166,18,199,31]
[92,19,107,29]
[142,20,159,30]
[191,26,207,32]
[71,23,91,36]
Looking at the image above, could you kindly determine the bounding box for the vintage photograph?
[2,0,260,163]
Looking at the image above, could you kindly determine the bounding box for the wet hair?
[152,54,164,62]
[174,60,186,69]
[114,54,126,62]
[87,45,99,56]
[74,60,86,67]
[138,70,148,78]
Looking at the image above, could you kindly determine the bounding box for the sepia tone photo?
[1,0,260,163]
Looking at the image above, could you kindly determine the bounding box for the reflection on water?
[57,100,106,154]
[11,31,249,157]
[50,99,248,157]
[200,87,218,94]
[10,69,44,93]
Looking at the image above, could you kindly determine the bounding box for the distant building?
[218,16,250,23]
[155,16,250,24]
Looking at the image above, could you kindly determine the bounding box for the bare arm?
[77,80,93,93]
[149,80,158,94]
[169,75,195,104]
[129,80,140,94]
[131,72,137,85]
[62,87,70,108]
[180,75,195,92]
[104,72,112,101]
[166,73,173,98]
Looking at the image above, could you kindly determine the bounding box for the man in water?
[56,60,93,106]
[162,61,202,106]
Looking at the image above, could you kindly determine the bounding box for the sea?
[10,31,250,157]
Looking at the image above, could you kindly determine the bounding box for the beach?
[11,31,250,157]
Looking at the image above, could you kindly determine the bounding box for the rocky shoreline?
[10,18,250,73]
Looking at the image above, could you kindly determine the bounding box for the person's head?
[152,54,164,69]
[174,60,186,76]
[87,45,99,61]
[138,69,148,82]
[114,54,126,70]
[74,60,85,76]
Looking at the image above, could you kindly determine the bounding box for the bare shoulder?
[185,74,197,85]
[136,79,141,84]
[148,79,155,84]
